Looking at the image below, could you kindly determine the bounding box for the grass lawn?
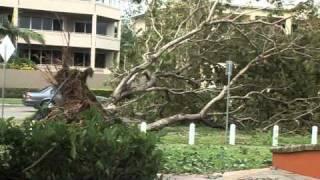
[1,98,22,105]
[157,126,314,174]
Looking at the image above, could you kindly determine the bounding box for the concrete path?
[1,105,36,120]
[163,168,318,180]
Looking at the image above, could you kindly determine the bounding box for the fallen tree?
[107,0,320,131]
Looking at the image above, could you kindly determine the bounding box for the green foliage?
[158,125,315,174]
[91,89,113,97]
[7,57,36,70]
[160,145,271,174]
[0,88,34,98]
[118,0,320,131]
[0,112,162,179]
[0,21,45,44]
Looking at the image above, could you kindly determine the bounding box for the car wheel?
[40,100,53,109]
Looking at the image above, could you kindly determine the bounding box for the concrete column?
[116,51,120,69]
[12,7,19,26]
[90,14,97,69]
[116,20,121,69]
[117,20,121,39]
[285,18,292,35]
[12,7,19,54]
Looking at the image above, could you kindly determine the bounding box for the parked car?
[23,86,57,109]
[23,85,109,109]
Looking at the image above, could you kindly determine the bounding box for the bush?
[0,110,162,179]
[92,89,113,97]
[7,57,36,70]
[0,88,36,98]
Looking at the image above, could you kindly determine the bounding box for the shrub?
[0,88,36,98]
[7,57,36,70]
[0,112,162,179]
[92,89,113,97]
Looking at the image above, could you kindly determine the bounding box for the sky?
[231,0,308,8]
[119,0,316,15]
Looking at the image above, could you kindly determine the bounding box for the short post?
[311,126,318,145]
[1,45,6,120]
[272,125,279,147]
[229,124,236,145]
[189,123,195,145]
[140,122,147,133]
[225,60,233,144]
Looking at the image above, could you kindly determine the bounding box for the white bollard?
[229,124,236,145]
[311,126,318,145]
[189,123,195,145]
[140,122,147,133]
[272,125,279,147]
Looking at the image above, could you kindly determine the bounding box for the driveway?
[1,105,36,120]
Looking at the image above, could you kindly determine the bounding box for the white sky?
[231,0,308,8]
[120,0,316,15]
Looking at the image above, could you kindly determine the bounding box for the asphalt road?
[1,105,36,120]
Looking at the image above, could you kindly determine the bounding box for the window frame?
[74,21,92,34]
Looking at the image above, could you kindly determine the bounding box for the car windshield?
[39,86,53,92]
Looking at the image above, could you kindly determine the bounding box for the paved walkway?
[2,105,36,120]
[163,168,318,180]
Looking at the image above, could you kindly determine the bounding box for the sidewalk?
[163,168,318,180]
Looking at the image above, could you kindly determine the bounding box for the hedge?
[0,109,162,179]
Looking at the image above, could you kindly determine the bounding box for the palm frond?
[0,21,45,44]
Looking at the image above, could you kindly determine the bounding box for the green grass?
[1,98,22,105]
[157,125,315,174]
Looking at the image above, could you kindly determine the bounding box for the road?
[1,105,36,120]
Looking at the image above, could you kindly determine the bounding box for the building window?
[86,23,92,33]
[19,49,30,59]
[75,22,85,33]
[74,53,90,67]
[0,14,9,24]
[31,17,42,30]
[97,23,107,35]
[43,18,53,30]
[95,54,106,68]
[20,16,31,28]
[41,50,52,64]
[20,48,62,65]
[52,50,62,64]
[53,19,63,31]
[31,50,41,64]
[75,22,92,33]
[114,22,118,38]
[19,16,63,31]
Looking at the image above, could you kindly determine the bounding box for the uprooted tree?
[41,48,112,123]
[43,0,320,131]
[104,0,320,131]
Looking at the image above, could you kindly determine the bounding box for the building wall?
[0,69,112,89]
[132,6,294,35]
[0,0,121,20]
[0,0,121,75]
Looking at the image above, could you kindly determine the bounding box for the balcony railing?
[95,0,120,9]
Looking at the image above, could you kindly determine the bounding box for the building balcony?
[0,0,120,20]
[18,31,120,50]
[96,35,120,51]
[18,31,91,48]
